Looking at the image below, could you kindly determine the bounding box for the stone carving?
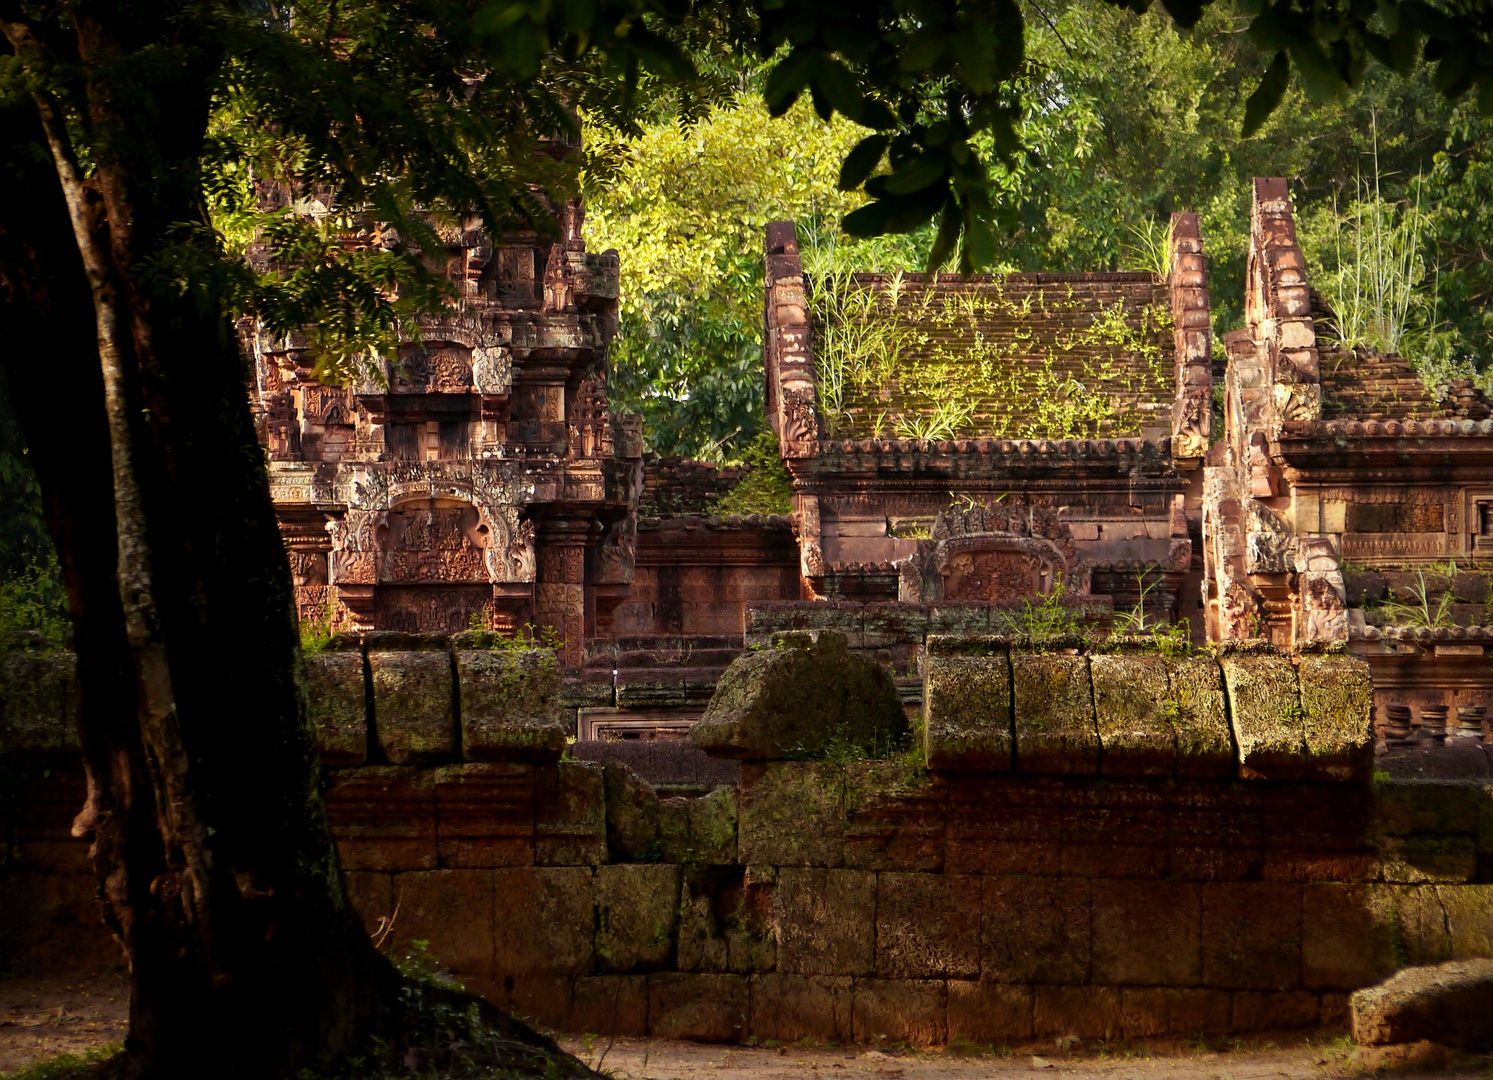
[1245,501,1290,575]
[543,240,574,312]
[471,345,511,395]
[476,504,536,584]
[779,388,817,450]
[898,500,1085,604]
[595,515,636,585]
[1295,537,1348,643]
[327,509,386,585]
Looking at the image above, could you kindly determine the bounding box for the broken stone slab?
[690,630,905,760]
[922,636,1012,771]
[1011,651,1098,775]
[1297,648,1374,783]
[1218,641,1306,779]
[1089,652,1174,776]
[454,648,565,761]
[1351,958,1493,1051]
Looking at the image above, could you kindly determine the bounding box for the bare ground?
[2,974,1490,1079]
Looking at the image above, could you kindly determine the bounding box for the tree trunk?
[0,6,400,1076]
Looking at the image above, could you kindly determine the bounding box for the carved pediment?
[897,500,1087,604]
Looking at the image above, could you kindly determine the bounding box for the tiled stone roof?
[1318,342,1446,421]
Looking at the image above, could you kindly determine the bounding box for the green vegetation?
[712,431,794,516]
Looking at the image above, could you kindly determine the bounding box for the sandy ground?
[3,974,1490,1079]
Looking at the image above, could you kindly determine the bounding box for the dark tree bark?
[0,5,402,1076]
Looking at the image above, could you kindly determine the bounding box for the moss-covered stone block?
[676,865,775,975]
[658,786,737,866]
[493,866,595,979]
[1437,884,1493,959]
[535,761,606,866]
[1218,643,1305,780]
[1090,653,1173,776]
[737,762,844,867]
[0,651,78,755]
[1375,780,1485,838]
[1297,650,1374,783]
[843,761,945,871]
[1166,656,1234,779]
[922,637,1012,771]
[305,651,366,765]
[455,648,564,761]
[595,863,682,972]
[690,630,905,760]
[774,867,877,976]
[370,650,455,764]
[603,762,661,862]
[1011,652,1098,775]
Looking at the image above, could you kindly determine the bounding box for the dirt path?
[3,975,1489,1079]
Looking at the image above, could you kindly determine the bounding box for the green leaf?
[838,134,888,191]
[1242,51,1290,137]
[1288,37,1343,101]
[925,199,961,273]
[841,200,894,237]
[763,46,818,117]
[883,153,947,195]
[813,56,864,122]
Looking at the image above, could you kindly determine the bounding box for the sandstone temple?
[247,179,1493,738]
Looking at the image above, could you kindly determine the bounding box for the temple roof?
[1318,341,1449,421]
[815,271,1174,442]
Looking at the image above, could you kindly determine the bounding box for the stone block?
[1350,959,1493,1051]
[1091,880,1201,986]
[394,869,496,996]
[326,766,437,871]
[1168,780,1264,882]
[1060,780,1169,879]
[775,867,877,976]
[1259,783,1378,882]
[1011,653,1098,774]
[1438,884,1493,959]
[1120,988,1231,1038]
[876,873,980,979]
[657,786,737,866]
[432,762,535,868]
[1297,652,1374,782]
[1379,835,1479,883]
[603,762,659,862]
[1166,656,1235,778]
[982,876,1090,984]
[1375,780,1484,837]
[1219,645,1306,779]
[0,651,78,755]
[1201,882,1302,990]
[738,762,844,867]
[947,775,1063,875]
[677,865,775,975]
[750,974,853,1042]
[852,979,947,1047]
[370,650,456,764]
[1033,986,1122,1039]
[595,863,681,972]
[501,976,572,1029]
[843,762,945,872]
[344,871,393,937]
[455,648,566,761]
[648,973,750,1042]
[535,761,606,865]
[305,651,367,764]
[946,981,1033,1044]
[493,867,594,979]
[1091,653,1174,775]
[570,975,649,1038]
[1302,883,1400,991]
[922,642,1012,771]
[1231,990,1320,1032]
[691,631,905,760]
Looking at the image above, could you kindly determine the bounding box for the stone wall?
[4,640,1493,1046]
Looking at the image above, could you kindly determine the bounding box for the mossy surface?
[1297,652,1375,782]
[1090,653,1173,776]
[737,762,845,866]
[370,651,455,764]
[922,651,1012,771]
[604,762,662,861]
[595,863,683,972]
[305,651,366,764]
[1218,647,1306,780]
[1165,656,1235,778]
[455,649,565,760]
[658,786,738,866]
[1010,652,1098,775]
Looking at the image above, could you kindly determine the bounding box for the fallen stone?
[1350,958,1493,1051]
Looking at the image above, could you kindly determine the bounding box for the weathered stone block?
[1375,780,1484,837]
[946,775,1063,875]
[677,865,775,975]
[691,631,905,760]
[1011,653,1098,774]
[876,872,980,979]
[1437,884,1493,959]
[1060,780,1169,879]
[394,869,495,996]
[738,762,844,867]
[1231,990,1320,1031]
[1091,880,1201,986]
[1297,651,1374,782]
[1166,656,1235,778]
[843,762,945,872]
[1168,780,1264,882]
[1351,959,1493,1050]
[603,762,660,862]
[1302,883,1400,991]
[305,651,366,764]
[595,863,681,972]
[852,979,947,1047]
[648,973,749,1042]
[775,867,876,976]
[1091,653,1174,776]
[455,648,565,761]
[1201,881,1302,990]
[749,974,853,1042]
[326,766,437,870]
[493,867,594,979]
[982,876,1090,984]
[1379,835,1478,883]
[1120,988,1232,1038]
[1219,644,1306,779]
[946,981,1033,1044]
[0,651,78,754]
[1033,986,1122,1039]
[432,762,535,868]
[501,976,571,1029]
[922,640,1012,771]
[657,786,737,866]
[370,650,455,764]
[535,761,606,865]
[569,975,649,1038]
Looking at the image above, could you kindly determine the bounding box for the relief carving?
[595,514,636,585]
[898,500,1085,603]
